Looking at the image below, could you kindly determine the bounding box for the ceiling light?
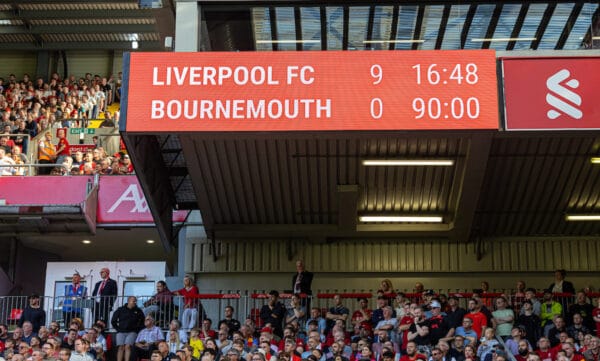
[363,39,425,44]
[82,240,92,244]
[362,159,454,166]
[565,214,600,221]
[132,40,139,49]
[146,239,155,244]
[359,216,443,223]
[471,37,536,42]
[592,36,600,40]
[256,40,320,44]
[591,157,600,164]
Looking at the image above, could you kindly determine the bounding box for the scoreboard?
[123,50,499,132]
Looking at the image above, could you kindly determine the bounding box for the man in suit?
[92,267,118,324]
[547,269,575,294]
[292,260,314,309]
[292,260,313,295]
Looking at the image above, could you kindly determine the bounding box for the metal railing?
[1,290,596,332]
[0,163,70,176]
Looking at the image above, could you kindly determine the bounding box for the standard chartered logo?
[546,69,583,120]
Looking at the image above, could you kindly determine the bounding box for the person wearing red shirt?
[593,297,600,337]
[465,298,488,339]
[55,128,70,164]
[399,303,417,351]
[399,341,426,361]
[174,275,202,331]
[351,298,372,330]
[535,337,554,361]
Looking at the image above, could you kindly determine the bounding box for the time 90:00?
[413,97,480,119]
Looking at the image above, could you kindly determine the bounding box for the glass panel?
[489,3,523,50]
[124,281,156,308]
[348,6,370,49]
[275,7,296,50]
[300,7,322,50]
[514,3,548,50]
[464,4,496,49]
[564,3,598,49]
[252,7,272,51]
[395,5,419,50]
[539,3,575,49]
[441,4,471,49]
[418,5,444,50]
[369,6,394,49]
[326,6,344,50]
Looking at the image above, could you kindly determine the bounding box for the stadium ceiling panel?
[0,0,174,50]
[200,1,598,51]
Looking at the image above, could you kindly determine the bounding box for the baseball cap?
[430,300,441,308]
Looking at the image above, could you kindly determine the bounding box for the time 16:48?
[412,63,478,85]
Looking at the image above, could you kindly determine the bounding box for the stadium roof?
[0,0,174,50]
[199,0,599,52]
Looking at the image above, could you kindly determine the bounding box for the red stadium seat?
[7,308,23,324]
[250,308,264,328]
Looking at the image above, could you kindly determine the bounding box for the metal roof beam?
[388,5,399,50]
[15,0,140,4]
[531,2,557,50]
[0,24,156,34]
[0,9,156,20]
[435,4,452,49]
[555,2,584,50]
[481,3,504,49]
[506,3,530,51]
[452,132,494,243]
[0,40,162,50]
[411,5,425,50]
[121,132,177,252]
[294,6,302,50]
[460,4,477,49]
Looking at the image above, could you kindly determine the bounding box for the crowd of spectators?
[1,270,599,361]
[0,72,131,176]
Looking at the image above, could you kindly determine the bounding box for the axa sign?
[98,176,187,224]
[106,184,149,214]
[502,57,600,130]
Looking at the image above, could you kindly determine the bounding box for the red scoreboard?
[124,50,499,132]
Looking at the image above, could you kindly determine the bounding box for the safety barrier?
[0,163,70,176]
[2,290,596,332]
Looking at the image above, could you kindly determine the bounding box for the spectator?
[133,316,164,360]
[174,275,203,332]
[218,306,240,337]
[0,148,16,175]
[37,131,56,175]
[111,296,145,361]
[548,270,575,295]
[492,297,514,340]
[516,300,541,347]
[63,273,87,328]
[260,291,286,338]
[91,268,118,325]
[70,338,94,361]
[55,129,70,165]
[165,320,188,345]
[568,292,594,331]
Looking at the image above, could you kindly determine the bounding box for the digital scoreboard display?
[123,50,498,132]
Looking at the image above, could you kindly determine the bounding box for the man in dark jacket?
[18,294,46,333]
[112,296,145,361]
